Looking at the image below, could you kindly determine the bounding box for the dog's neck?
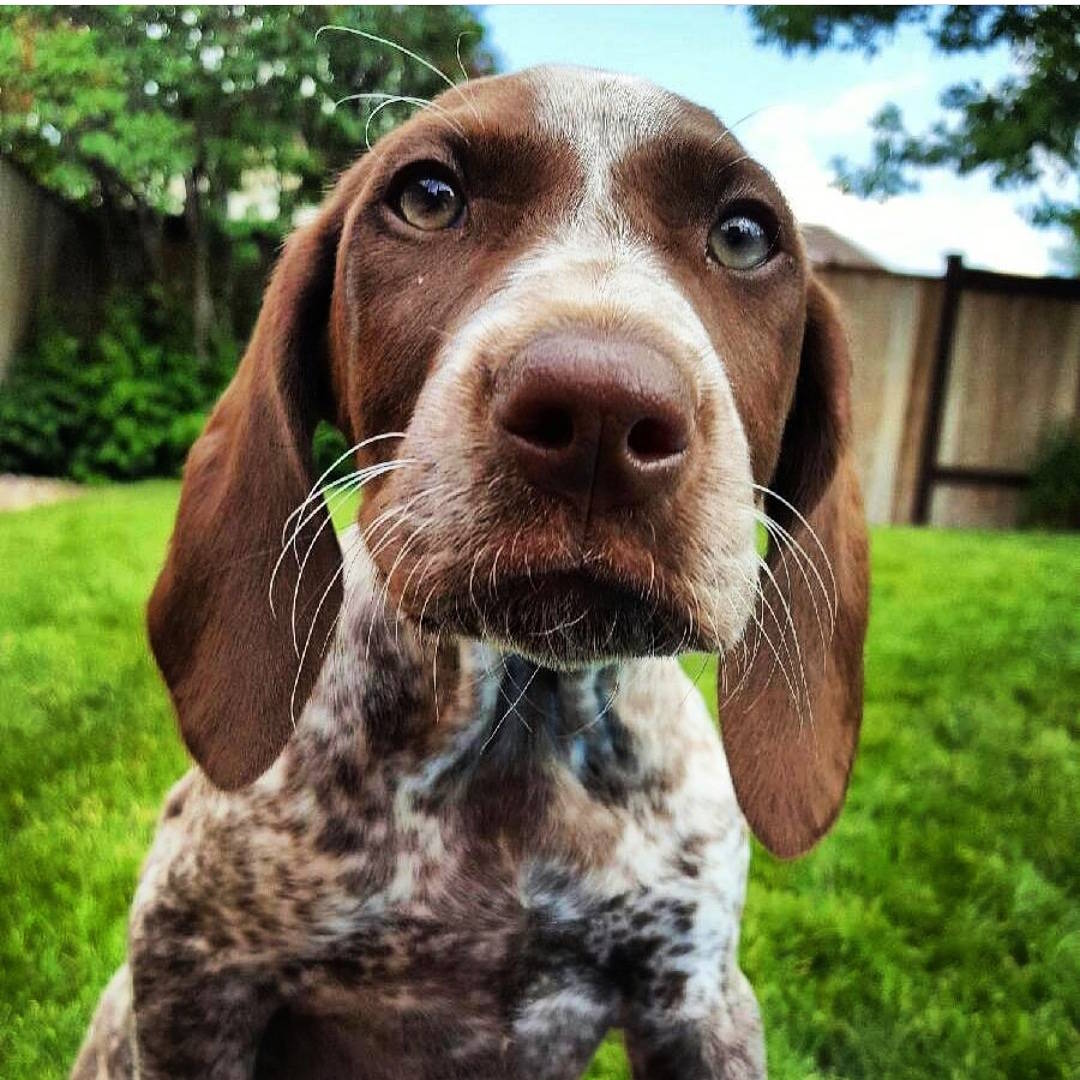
[321,535,629,754]
[309,543,639,788]
[287,546,676,843]
[346,621,627,759]
[458,646,622,760]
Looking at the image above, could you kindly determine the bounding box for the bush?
[0,292,363,486]
[1021,426,1080,530]
[0,293,237,482]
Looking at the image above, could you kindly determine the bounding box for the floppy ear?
[721,277,870,858]
[147,186,356,789]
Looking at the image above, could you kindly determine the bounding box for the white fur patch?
[523,66,680,217]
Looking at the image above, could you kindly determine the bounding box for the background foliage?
[0,4,487,479]
[1022,425,1080,531]
[0,4,489,352]
[750,5,1080,258]
[0,291,235,481]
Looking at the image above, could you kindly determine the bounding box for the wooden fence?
[819,257,1080,527]
[0,159,105,381]
[0,160,65,380]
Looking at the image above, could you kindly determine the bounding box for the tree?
[750,6,1080,260]
[0,6,490,354]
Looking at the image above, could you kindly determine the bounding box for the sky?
[479,5,1070,277]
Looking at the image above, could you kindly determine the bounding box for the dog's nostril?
[626,416,686,462]
[507,405,575,451]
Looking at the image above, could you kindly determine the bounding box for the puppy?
[74,65,869,1080]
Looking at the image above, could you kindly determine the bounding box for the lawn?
[1,483,1078,1079]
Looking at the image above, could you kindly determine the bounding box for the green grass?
[2,483,1078,1079]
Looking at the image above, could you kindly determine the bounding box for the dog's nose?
[492,333,694,514]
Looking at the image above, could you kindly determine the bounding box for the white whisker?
[481,661,541,755]
[278,458,414,650]
[756,553,812,725]
[757,511,834,646]
[316,25,481,122]
[280,431,405,547]
[455,31,474,84]
[332,92,468,148]
[290,559,344,728]
[752,482,838,617]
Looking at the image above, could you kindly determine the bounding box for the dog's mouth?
[361,458,749,666]
[414,564,703,667]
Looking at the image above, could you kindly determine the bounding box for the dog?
[73,65,869,1079]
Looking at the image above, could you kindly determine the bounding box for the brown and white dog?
[73,66,868,1079]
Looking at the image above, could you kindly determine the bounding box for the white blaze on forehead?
[444,68,704,359]
[522,65,681,212]
[500,67,696,337]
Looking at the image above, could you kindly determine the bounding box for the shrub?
[0,293,237,482]
[1,293,365,486]
[1021,425,1080,530]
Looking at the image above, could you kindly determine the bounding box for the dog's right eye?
[707,209,776,271]
[392,168,464,231]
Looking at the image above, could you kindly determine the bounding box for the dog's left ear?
[721,277,870,858]
[147,165,367,790]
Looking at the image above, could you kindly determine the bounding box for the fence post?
[913,253,964,524]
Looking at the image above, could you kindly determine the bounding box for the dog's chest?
[144,654,750,1078]
[284,656,749,1030]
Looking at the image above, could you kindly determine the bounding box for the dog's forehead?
[445,65,734,164]
[520,65,691,148]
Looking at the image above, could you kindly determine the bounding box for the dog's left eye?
[393,172,464,231]
[708,211,775,270]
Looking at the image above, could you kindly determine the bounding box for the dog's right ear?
[148,164,367,790]
[721,278,870,859]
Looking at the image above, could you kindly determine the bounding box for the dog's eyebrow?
[456,129,573,178]
[372,121,577,189]
[374,128,583,217]
[640,130,771,181]
[612,132,787,228]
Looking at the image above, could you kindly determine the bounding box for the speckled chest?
[144,642,749,1078]
[270,652,747,1026]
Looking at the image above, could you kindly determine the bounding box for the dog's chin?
[417,569,706,668]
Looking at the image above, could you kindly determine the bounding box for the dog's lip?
[409,557,701,663]
[484,563,700,661]
[489,565,648,604]
[485,564,691,636]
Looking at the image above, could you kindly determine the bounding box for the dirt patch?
[0,474,83,511]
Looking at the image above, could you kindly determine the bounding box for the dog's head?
[149,67,869,857]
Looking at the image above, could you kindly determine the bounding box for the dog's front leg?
[126,891,281,1080]
[622,968,765,1080]
[128,947,278,1079]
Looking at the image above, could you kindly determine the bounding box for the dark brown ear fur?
[147,174,362,789]
[721,278,870,858]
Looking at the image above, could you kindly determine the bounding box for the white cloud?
[755,74,926,140]
[740,80,1060,277]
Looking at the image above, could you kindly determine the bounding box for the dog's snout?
[492,334,694,513]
